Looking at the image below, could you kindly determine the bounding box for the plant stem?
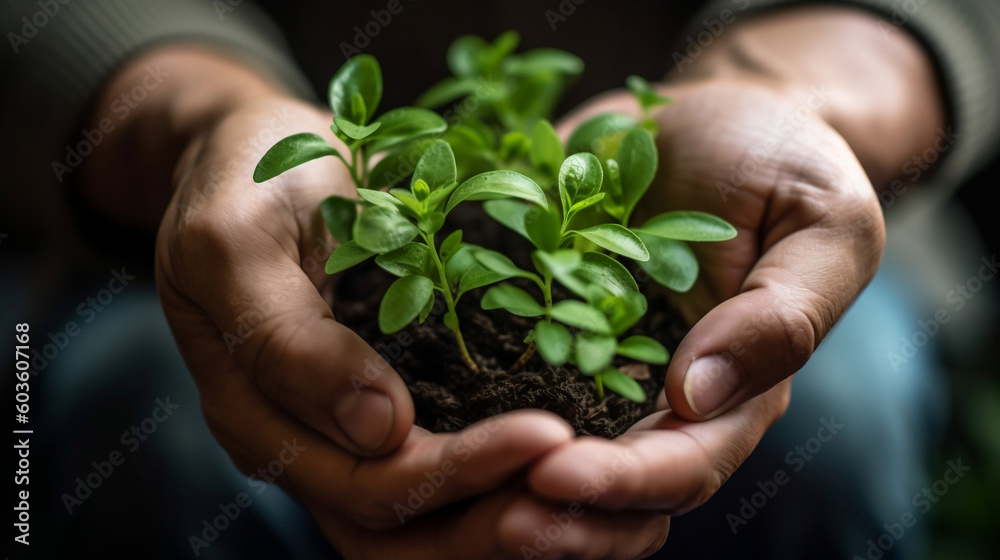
[542,273,554,308]
[452,326,479,373]
[508,272,552,372]
[359,147,370,185]
[508,341,535,374]
[595,374,605,399]
[346,146,364,190]
[423,232,480,373]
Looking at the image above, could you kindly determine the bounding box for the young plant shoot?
[252,34,736,402]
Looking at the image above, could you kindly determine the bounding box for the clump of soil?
[333,209,687,439]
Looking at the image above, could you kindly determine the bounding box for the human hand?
[529,5,945,535]
[528,76,860,518]
[154,85,677,559]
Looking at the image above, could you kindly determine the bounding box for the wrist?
[668,6,946,188]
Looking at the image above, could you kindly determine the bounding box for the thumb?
[158,207,414,457]
[664,203,884,421]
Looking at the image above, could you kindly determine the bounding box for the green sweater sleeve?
[0,0,315,235]
[682,0,1000,187]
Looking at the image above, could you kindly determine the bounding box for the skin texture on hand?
[75,4,948,556]
[82,47,676,559]
[528,5,945,529]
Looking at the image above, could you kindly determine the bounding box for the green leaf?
[366,140,432,188]
[576,224,649,261]
[482,30,520,73]
[617,128,658,223]
[325,240,375,274]
[352,206,419,253]
[604,292,648,336]
[474,249,539,281]
[617,336,669,364]
[412,140,457,190]
[533,250,588,297]
[569,192,605,214]
[458,266,511,294]
[357,188,411,214]
[419,290,436,323]
[329,55,382,125]
[602,158,624,219]
[549,300,612,335]
[483,199,531,240]
[599,368,647,402]
[366,108,448,153]
[534,320,572,366]
[320,195,357,244]
[530,119,565,179]
[626,75,671,112]
[417,212,445,234]
[423,182,460,212]
[390,188,425,215]
[565,113,636,157]
[638,211,737,242]
[606,158,623,197]
[253,133,343,183]
[558,152,603,207]
[636,232,699,292]
[506,72,561,128]
[375,243,434,278]
[577,252,639,298]
[482,284,546,317]
[447,35,489,78]
[379,275,434,334]
[412,179,431,201]
[415,76,479,108]
[446,171,548,214]
[575,333,617,374]
[506,49,584,76]
[332,116,381,140]
[524,205,561,252]
[439,230,463,262]
[445,245,478,287]
[499,131,531,161]
[450,120,496,149]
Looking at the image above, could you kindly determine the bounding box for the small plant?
[253,34,736,402]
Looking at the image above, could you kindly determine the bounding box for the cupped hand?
[531,76,883,516]
[152,96,600,557]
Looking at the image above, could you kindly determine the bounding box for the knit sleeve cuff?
[677,0,1000,185]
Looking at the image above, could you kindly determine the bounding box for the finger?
[497,495,670,560]
[352,410,576,529]
[312,484,522,560]
[194,337,575,529]
[528,380,790,513]
[159,189,415,456]
[665,152,884,420]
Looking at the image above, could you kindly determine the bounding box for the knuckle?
[774,305,818,372]
[351,496,400,531]
[675,471,724,514]
[167,210,240,288]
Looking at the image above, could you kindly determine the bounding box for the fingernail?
[683,355,742,417]
[335,389,394,451]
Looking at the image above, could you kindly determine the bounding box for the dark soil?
[333,208,687,439]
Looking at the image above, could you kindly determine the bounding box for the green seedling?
[254,54,447,191]
[477,108,736,401]
[252,38,737,402]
